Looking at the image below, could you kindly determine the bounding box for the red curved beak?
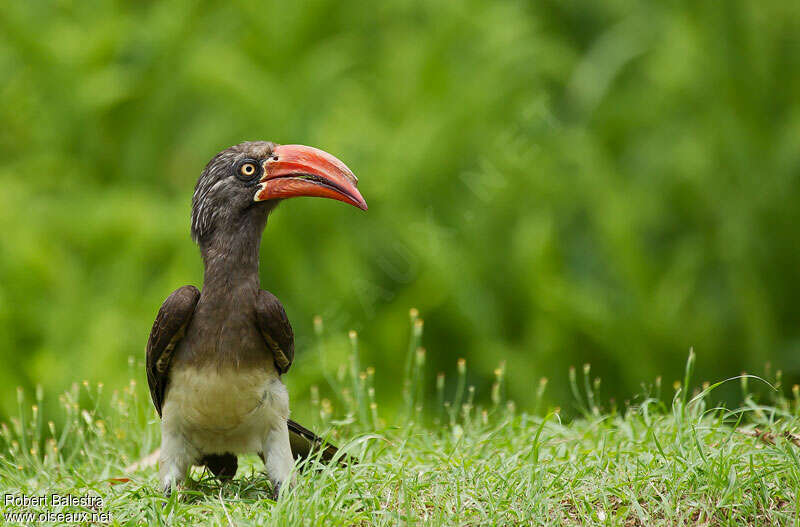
[254,144,367,211]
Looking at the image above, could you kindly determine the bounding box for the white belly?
[161,366,289,455]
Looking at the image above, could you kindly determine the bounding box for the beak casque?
[254,144,368,210]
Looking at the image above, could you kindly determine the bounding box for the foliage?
[0,0,799,416]
[1,345,799,525]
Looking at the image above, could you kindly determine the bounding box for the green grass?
[1,325,799,525]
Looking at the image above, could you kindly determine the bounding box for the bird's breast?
[176,303,271,369]
[161,364,288,454]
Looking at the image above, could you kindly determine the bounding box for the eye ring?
[235,159,261,181]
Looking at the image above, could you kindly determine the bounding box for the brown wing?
[146,285,200,417]
[255,290,294,374]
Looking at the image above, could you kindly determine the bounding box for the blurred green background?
[1,0,799,421]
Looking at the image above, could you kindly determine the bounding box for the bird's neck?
[199,222,265,296]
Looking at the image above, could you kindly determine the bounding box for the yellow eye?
[240,163,256,177]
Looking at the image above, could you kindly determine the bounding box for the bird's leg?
[158,425,198,497]
[259,379,295,499]
[261,421,295,499]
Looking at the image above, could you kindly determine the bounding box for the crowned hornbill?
[146,141,367,497]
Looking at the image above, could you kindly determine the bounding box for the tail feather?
[287,419,341,464]
[200,453,238,481]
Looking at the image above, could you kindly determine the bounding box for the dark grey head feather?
[190,141,276,246]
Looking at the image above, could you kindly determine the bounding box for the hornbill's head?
[191,141,367,246]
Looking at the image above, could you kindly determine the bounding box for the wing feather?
[255,290,294,374]
[145,285,200,417]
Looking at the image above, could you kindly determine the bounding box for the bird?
[145,141,367,498]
